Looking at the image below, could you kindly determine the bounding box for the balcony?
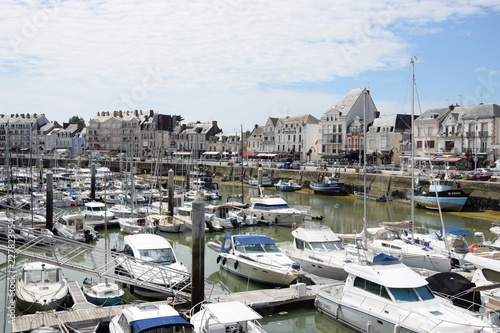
[479,131,489,137]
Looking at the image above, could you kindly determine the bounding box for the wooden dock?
[13,281,336,332]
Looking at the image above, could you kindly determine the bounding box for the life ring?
[469,244,479,253]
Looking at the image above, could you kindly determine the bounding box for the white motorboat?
[52,213,99,242]
[315,254,499,333]
[114,234,190,298]
[174,202,222,232]
[108,203,134,218]
[244,195,308,226]
[109,303,192,333]
[190,301,266,333]
[364,221,452,272]
[465,248,500,311]
[81,277,124,307]
[83,201,115,222]
[118,217,159,235]
[15,262,69,314]
[280,225,358,280]
[208,234,302,286]
[20,227,56,245]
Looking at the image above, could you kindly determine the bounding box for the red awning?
[432,157,462,162]
[243,153,257,156]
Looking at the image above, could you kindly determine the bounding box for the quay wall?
[14,156,500,212]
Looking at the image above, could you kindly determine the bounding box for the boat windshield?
[254,203,290,210]
[236,243,281,253]
[389,285,434,302]
[139,248,176,264]
[25,268,60,283]
[310,241,344,252]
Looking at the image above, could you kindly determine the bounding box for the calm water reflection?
[1,182,495,332]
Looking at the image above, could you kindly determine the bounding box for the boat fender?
[469,244,479,253]
[338,236,343,243]
[234,261,239,269]
[222,258,227,266]
[216,256,221,264]
[275,217,278,224]
[394,323,401,333]
[129,284,135,294]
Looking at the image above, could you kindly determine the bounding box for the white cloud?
[1,0,499,130]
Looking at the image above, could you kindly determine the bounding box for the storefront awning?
[432,157,462,162]
[256,153,277,157]
[202,152,220,155]
[243,153,257,156]
[173,152,192,155]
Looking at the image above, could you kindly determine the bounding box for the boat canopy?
[435,227,473,238]
[201,301,262,324]
[131,316,192,332]
[221,235,274,253]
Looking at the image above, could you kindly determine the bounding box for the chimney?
[449,105,455,111]
[150,110,154,117]
[374,111,380,118]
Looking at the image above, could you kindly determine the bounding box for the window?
[417,141,423,148]
[425,141,435,148]
[389,287,419,302]
[353,277,391,300]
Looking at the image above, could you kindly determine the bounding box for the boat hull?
[413,194,468,212]
[218,254,299,286]
[309,183,344,195]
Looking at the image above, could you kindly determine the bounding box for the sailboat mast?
[363,89,368,249]
[410,57,416,241]
[240,124,244,204]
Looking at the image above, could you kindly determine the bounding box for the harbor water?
[2,182,499,332]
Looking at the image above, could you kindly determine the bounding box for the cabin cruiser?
[109,303,192,333]
[114,234,190,298]
[280,225,360,280]
[190,301,266,333]
[274,179,302,192]
[244,195,308,226]
[309,175,344,195]
[83,201,115,222]
[52,213,99,242]
[207,234,302,286]
[16,262,69,314]
[315,254,499,332]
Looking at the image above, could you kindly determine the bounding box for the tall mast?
[363,89,368,249]
[410,57,416,241]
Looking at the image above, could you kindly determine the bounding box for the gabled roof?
[461,104,500,120]
[276,114,319,124]
[325,88,366,116]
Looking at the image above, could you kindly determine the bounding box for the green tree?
[68,116,85,124]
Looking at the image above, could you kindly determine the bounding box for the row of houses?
[1,88,499,169]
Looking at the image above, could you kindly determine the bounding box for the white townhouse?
[274,114,319,162]
[318,88,377,162]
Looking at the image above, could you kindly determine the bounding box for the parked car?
[474,168,493,175]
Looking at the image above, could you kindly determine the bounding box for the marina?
[2,175,500,332]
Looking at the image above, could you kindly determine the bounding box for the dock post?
[191,196,205,312]
[46,172,53,230]
[90,163,96,200]
[168,169,174,216]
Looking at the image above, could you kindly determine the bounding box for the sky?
[2,0,500,133]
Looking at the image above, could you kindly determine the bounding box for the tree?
[68,116,85,124]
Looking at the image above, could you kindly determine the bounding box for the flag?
[245,142,249,149]
[314,138,319,145]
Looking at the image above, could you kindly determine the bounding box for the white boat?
[118,217,159,235]
[145,214,186,233]
[280,225,358,280]
[315,254,499,333]
[20,227,56,245]
[413,226,473,267]
[206,202,257,228]
[485,222,500,250]
[207,234,302,286]
[244,195,308,226]
[15,262,69,314]
[174,202,222,232]
[248,176,273,187]
[364,221,452,272]
[114,234,190,298]
[190,301,267,333]
[83,201,115,222]
[109,303,192,333]
[108,203,134,218]
[81,277,124,307]
[52,213,99,242]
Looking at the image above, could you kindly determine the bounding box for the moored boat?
[309,176,344,195]
[190,301,267,333]
[411,177,469,212]
[315,254,499,332]
[81,277,124,306]
[208,234,302,286]
[16,262,69,314]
